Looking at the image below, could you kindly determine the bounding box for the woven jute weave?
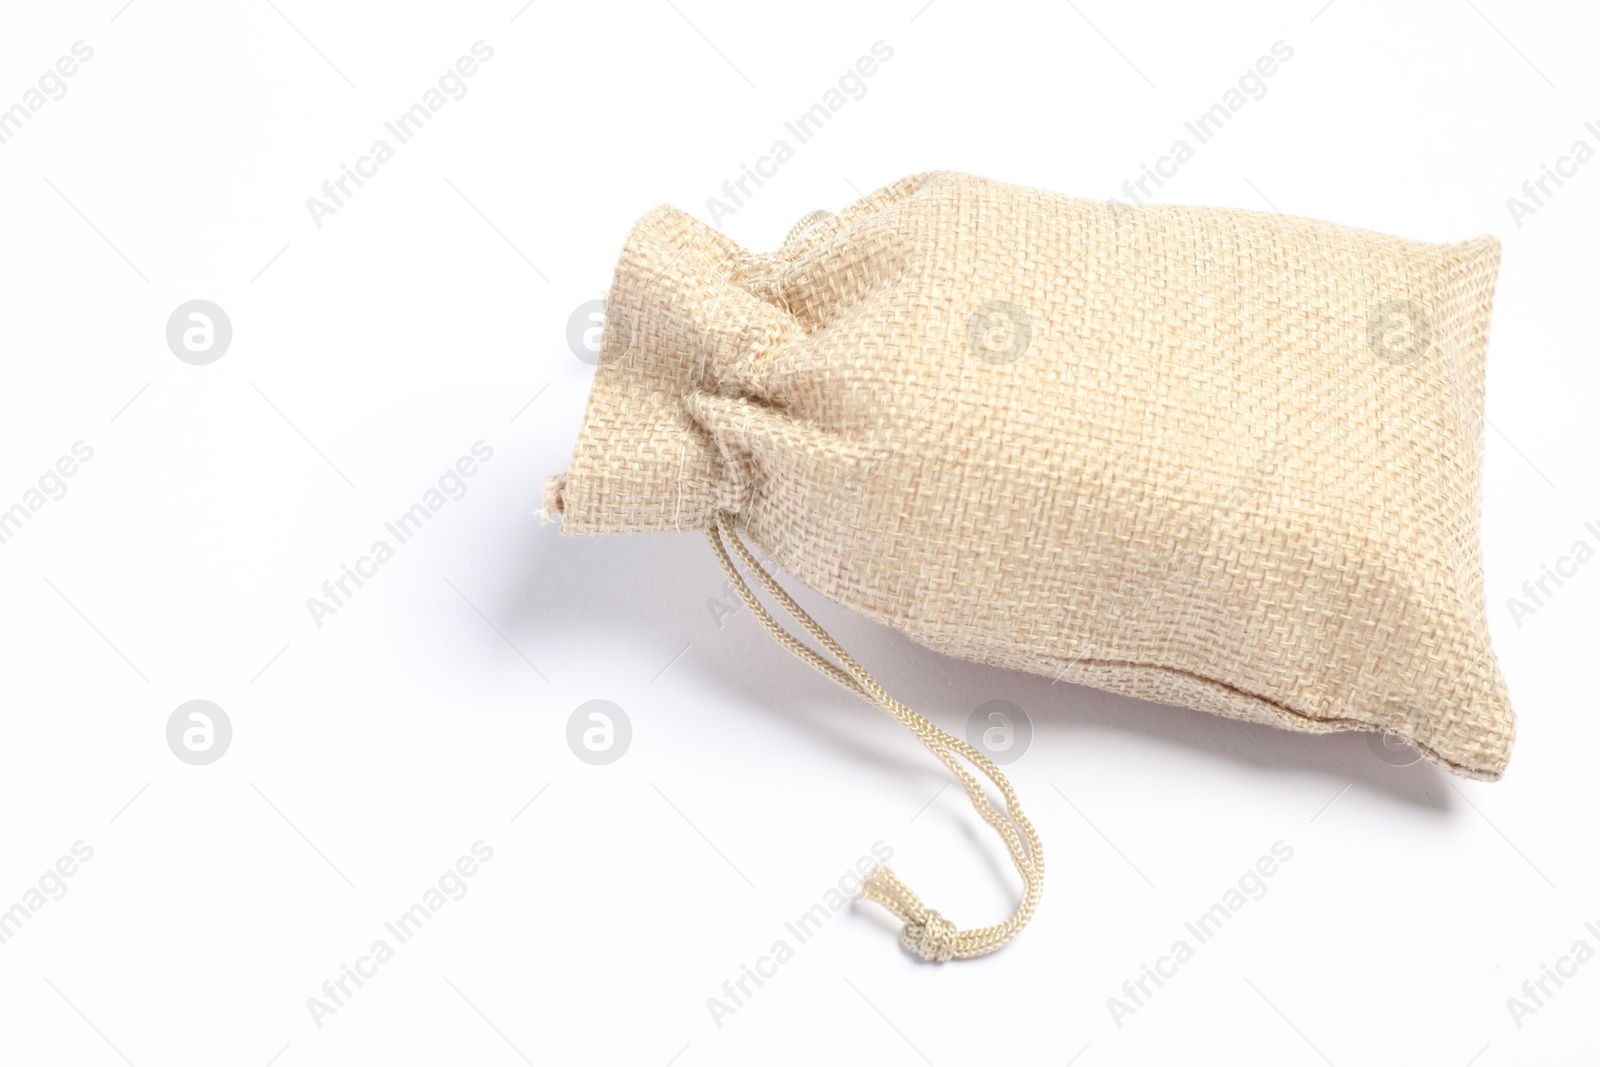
[546,169,1513,952]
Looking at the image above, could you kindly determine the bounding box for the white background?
[1,1,1596,1064]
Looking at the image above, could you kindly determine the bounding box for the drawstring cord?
[707,512,1044,961]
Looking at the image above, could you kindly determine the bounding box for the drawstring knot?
[902,908,959,963]
[863,864,975,963]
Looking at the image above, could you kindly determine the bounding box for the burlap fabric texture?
[544,170,1514,954]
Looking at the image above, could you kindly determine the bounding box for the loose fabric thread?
[707,512,1044,961]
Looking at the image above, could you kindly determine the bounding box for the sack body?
[547,170,1514,780]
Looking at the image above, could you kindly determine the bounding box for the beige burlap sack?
[545,170,1513,959]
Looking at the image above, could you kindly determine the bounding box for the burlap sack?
[545,170,1513,957]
